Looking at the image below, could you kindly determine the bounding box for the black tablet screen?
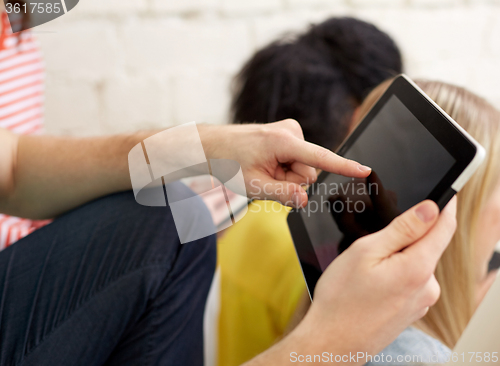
[301,95,456,271]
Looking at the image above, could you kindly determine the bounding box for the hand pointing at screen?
[0,119,456,366]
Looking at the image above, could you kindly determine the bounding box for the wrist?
[287,307,365,365]
[197,124,221,160]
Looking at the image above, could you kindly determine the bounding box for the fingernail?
[291,192,302,208]
[358,165,372,173]
[415,202,437,223]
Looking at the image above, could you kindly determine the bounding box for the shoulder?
[365,327,451,365]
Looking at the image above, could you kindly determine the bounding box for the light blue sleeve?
[364,327,452,365]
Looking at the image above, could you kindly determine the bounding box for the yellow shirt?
[217,200,306,366]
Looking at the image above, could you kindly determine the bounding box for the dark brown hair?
[231,17,403,151]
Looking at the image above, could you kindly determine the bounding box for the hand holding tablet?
[288,75,486,297]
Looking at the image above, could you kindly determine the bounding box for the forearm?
[244,332,302,366]
[244,312,364,366]
[0,132,154,219]
[0,124,224,219]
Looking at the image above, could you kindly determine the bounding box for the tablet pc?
[287,75,486,299]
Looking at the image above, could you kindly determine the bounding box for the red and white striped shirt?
[0,12,50,250]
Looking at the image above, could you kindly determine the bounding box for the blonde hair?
[355,79,500,348]
[415,81,500,348]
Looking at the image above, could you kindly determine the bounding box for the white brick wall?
[33,0,500,136]
[102,75,173,132]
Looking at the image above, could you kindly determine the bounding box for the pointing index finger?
[288,138,372,178]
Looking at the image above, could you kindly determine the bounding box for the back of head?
[231,17,402,150]
[414,81,500,349]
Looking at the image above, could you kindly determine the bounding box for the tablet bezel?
[288,74,485,299]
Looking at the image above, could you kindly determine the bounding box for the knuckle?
[276,119,303,139]
[445,211,458,233]
[416,306,430,319]
[350,237,372,256]
[392,215,420,242]
[263,125,286,142]
[422,260,436,278]
[308,170,318,183]
[405,272,422,289]
[405,262,434,289]
[279,193,290,206]
[284,118,301,130]
[423,277,441,307]
[256,124,272,138]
